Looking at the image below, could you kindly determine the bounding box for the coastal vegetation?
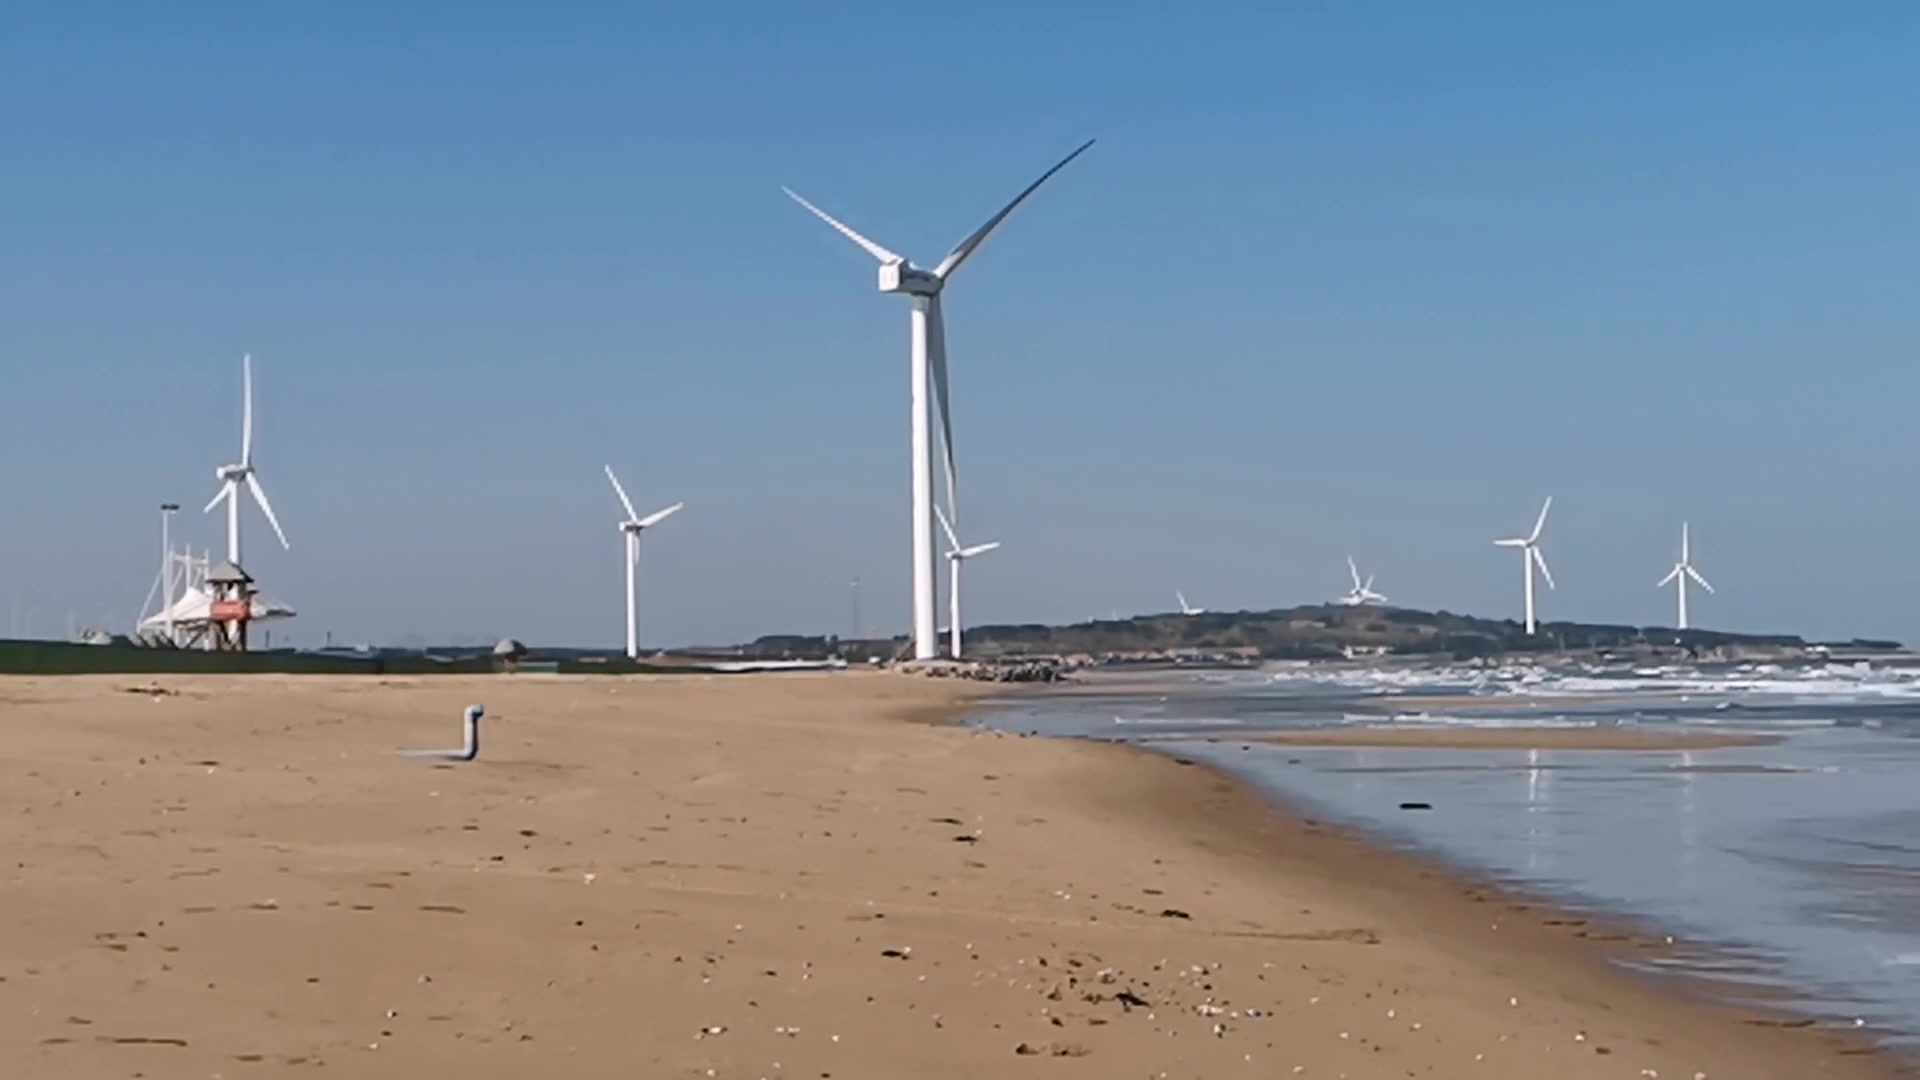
[733,605,1900,664]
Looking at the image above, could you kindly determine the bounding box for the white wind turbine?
[203,354,290,569]
[604,464,684,660]
[783,139,1095,662]
[1339,556,1389,606]
[1177,591,1206,617]
[1657,522,1714,631]
[1494,497,1555,635]
[935,505,1000,660]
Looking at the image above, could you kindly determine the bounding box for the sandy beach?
[1248,726,1780,750]
[0,673,1897,1079]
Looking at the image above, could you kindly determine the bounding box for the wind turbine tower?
[1657,522,1715,631]
[604,464,683,661]
[1494,497,1556,635]
[936,505,1000,660]
[783,140,1095,661]
[203,354,290,571]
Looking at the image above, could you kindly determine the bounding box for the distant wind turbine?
[783,139,1095,662]
[203,354,290,569]
[1177,591,1205,617]
[1494,497,1555,635]
[935,505,1000,660]
[604,464,684,660]
[1339,556,1388,606]
[1656,522,1714,631]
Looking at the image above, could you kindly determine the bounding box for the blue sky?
[2,3,1915,647]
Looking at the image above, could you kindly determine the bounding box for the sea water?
[980,660,1920,1047]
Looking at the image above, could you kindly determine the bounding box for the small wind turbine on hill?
[1177,591,1205,617]
[783,139,1095,662]
[1338,556,1388,606]
[935,505,999,660]
[604,464,684,660]
[1657,522,1714,630]
[1494,497,1555,635]
[203,354,290,570]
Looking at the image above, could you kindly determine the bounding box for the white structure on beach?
[1494,497,1556,635]
[203,354,291,570]
[1338,556,1389,606]
[136,546,295,648]
[1657,521,1715,631]
[935,504,1000,660]
[603,464,683,660]
[782,140,1095,661]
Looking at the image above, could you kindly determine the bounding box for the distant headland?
[729,605,1904,667]
[0,605,1902,677]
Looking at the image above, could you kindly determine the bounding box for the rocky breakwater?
[904,659,1068,683]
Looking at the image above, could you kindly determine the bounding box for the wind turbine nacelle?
[877,263,940,296]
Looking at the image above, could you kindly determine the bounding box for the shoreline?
[1097,734,1892,1021]
[969,683,1910,1069]
[1240,726,1781,750]
[0,672,1905,1077]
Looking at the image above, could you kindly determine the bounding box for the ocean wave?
[1258,660,1920,705]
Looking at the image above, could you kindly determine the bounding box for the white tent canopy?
[137,585,296,634]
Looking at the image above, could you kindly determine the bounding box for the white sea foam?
[1256,659,1920,705]
[1378,711,1595,730]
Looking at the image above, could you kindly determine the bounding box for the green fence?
[0,640,759,677]
[0,640,488,676]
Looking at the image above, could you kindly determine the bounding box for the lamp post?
[160,502,181,642]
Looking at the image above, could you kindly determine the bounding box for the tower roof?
[205,560,253,585]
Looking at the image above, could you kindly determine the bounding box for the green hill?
[721,606,1898,664]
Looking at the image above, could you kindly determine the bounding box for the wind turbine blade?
[1657,565,1681,588]
[927,297,957,521]
[1687,566,1715,594]
[781,187,904,265]
[960,541,1001,558]
[1348,555,1362,590]
[934,502,962,552]
[603,465,640,522]
[241,354,254,467]
[203,482,233,514]
[636,502,684,529]
[244,473,291,550]
[1493,538,1526,547]
[1531,547,1555,590]
[932,139,1096,279]
[1681,521,1691,563]
[1527,496,1553,544]
[1362,574,1376,591]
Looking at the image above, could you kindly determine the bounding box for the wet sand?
[0,673,1891,1078]
[1252,726,1780,750]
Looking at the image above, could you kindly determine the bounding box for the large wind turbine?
[1657,521,1714,631]
[1494,497,1555,635]
[604,465,683,661]
[783,139,1095,662]
[1339,555,1388,606]
[935,505,999,660]
[203,354,290,569]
